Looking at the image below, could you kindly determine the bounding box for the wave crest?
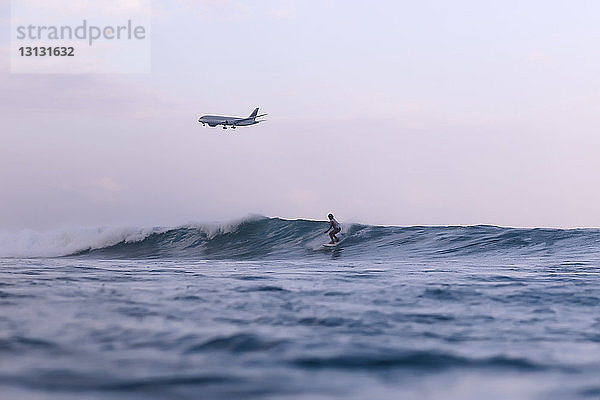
[1,217,599,259]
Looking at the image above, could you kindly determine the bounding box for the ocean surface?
[1,217,599,400]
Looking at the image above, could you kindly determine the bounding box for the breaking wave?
[2,216,599,260]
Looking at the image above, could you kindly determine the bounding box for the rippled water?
[2,252,599,399]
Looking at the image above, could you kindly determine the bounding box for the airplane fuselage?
[198,108,266,129]
[198,115,259,127]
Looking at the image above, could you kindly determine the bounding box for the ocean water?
[1,217,599,400]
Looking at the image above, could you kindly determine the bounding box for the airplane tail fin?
[249,107,259,119]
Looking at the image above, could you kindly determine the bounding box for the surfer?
[324,213,341,244]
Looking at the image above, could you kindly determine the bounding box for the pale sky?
[1,0,600,230]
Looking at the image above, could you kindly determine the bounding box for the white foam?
[0,226,166,258]
[184,215,264,239]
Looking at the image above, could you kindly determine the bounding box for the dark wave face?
[71,217,600,260]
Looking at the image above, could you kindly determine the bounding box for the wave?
[1,216,599,259]
[290,351,549,371]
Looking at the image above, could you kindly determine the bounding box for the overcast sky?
[1,0,600,230]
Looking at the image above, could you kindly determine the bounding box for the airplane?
[197,107,267,130]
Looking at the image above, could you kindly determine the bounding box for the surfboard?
[322,242,340,248]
